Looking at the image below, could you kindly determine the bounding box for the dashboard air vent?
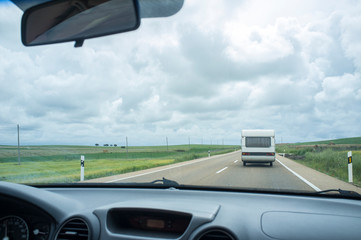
[197,229,235,240]
[55,218,89,240]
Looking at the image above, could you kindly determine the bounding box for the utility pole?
[17,124,21,165]
[126,136,128,159]
[166,136,168,151]
[188,137,191,150]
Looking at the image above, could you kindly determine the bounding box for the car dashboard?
[1,181,361,240]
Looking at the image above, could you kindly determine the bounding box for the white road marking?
[216,167,228,174]
[106,154,223,183]
[234,160,238,163]
[276,158,321,191]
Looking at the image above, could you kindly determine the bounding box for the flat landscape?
[1,137,360,190]
[0,144,238,183]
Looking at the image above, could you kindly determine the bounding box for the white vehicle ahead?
[241,129,276,166]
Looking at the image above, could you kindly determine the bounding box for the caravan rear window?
[245,137,271,148]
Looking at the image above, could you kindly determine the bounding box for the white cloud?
[0,0,361,145]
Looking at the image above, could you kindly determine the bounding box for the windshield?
[1,0,361,194]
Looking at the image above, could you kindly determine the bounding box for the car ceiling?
[10,0,184,18]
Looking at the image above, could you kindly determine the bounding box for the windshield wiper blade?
[150,177,179,187]
[315,189,361,198]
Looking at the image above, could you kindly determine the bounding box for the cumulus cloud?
[0,0,361,145]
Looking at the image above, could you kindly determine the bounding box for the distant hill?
[294,137,361,145]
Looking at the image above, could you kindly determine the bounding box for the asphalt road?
[106,151,314,191]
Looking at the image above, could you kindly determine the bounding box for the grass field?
[0,144,239,183]
[277,137,361,186]
[293,137,361,145]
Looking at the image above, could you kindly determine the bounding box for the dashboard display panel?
[107,208,192,237]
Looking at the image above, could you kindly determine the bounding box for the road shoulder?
[277,154,361,194]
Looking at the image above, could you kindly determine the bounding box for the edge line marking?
[276,158,321,191]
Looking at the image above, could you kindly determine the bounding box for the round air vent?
[196,229,235,240]
[55,218,90,240]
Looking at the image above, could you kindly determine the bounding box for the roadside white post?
[208,150,210,157]
[348,151,353,183]
[80,155,85,181]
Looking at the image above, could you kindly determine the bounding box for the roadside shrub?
[296,149,361,186]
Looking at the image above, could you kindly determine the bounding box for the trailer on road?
[241,129,275,167]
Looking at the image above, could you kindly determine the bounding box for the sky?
[0,0,360,146]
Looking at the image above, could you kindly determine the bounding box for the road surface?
[98,151,314,191]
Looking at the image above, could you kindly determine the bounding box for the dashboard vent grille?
[55,218,89,240]
[197,229,235,240]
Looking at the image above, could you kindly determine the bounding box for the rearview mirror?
[21,0,141,47]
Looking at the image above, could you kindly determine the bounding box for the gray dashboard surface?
[2,181,361,240]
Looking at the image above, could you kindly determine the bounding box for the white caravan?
[241,129,275,166]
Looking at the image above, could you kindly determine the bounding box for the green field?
[293,137,361,145]
[0,144,239,184]
[277,137,361,186]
